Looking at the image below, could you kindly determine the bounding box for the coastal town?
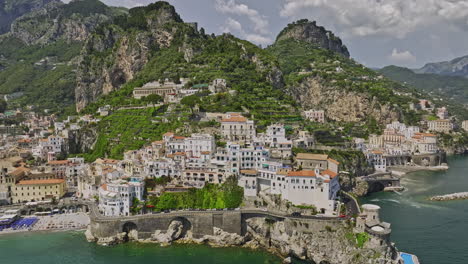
[2,1,468,263]
[0,77,466,264]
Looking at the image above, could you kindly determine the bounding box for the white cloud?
[388,48,417,64]
[215,0,269,35]
[280,0,468,38]
[220,17,272,45]
[221,17,243,33]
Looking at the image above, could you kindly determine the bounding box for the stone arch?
[122,222,138,242]
[368,181,385,193]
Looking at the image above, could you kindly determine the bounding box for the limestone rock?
[276,19,350,57]
[288,76,400,124]
[151,220,184,244]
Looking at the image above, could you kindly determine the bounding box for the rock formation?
[288,76,400,123]
[0,0,59,35]
[74,1,187,111]
[276,19,350,58]
[10,0,114,45]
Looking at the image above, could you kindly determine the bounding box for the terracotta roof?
[371,150,384,154]
[9,167,31,178]
[17,179,65,185]
[173,136,186,140]
[48,160,69,165]
[419,133,436,137]
[287,170,317,177]
[221,116,247,122]
[163,132,174,137]
[201,151,211,155]
[174,152,186,156]
[327,158,340,165]
[240,169,258,175]
[322,169,338,178]
[296,153,328,160]
[101,184,107,191]
[103,159,119,164]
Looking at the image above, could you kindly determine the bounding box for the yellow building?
[12,179,66,203]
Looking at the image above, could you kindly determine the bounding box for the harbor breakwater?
[429,192,468,201]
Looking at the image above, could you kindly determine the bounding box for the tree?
[0,99,7,113]
[181,94,201,108]
[143,94,162,104]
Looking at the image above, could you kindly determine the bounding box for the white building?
[282,169,339,214]
[184,134,215,157]
[304,110,325,123]
[220,113,256,142]
[98,177,144,217]
[428,119,453,133]
[410,133,438,154]
[436,107,449,120]
[462,121,468,132]
[239,167,340,215]
[366,150,387,172]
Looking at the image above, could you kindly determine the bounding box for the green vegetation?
[345,232,370,248]
[0,38,82,111]
[355,232,370,248]
[78,106,184,161]
[146,177,243,210]
[268,38,414,107]
[380,65,468,119]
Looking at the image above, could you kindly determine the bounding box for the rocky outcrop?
[0,0,59,35]
[289,76,400,123]
[10,0,114,45]
[277,19,350,57]
[68,126,98,154]
[151,219,185,244]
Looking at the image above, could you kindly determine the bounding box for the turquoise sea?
[362,155,468,264]
[0,231,281,264]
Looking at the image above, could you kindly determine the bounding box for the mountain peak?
[415,55,468,77]
[275,19,350,58]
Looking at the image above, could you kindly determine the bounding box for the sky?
[64,0,468,69]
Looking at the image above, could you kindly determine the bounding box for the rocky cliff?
[10,0,117,45]
[75,1,187,111]
[0,0,59,35]
[289,76,400,123]
[277,19,350,58]
[86,216,399,264]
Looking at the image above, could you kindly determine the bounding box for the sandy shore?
[0,213,90,236]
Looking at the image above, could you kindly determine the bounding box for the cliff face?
[289,76,400,123]
[74,2,186,111]
[0,0,59,35]
[10,0,116,45]
[277,19,350,58]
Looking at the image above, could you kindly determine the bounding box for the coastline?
[0,227,87,237]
